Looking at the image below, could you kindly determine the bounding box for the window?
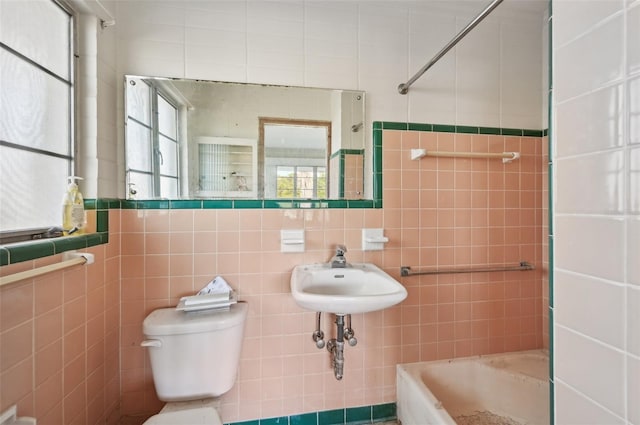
[125,77,180,199]
[276,165,327,199]
[0,0,74,236]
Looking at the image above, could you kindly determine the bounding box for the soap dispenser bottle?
[62,176,85,235]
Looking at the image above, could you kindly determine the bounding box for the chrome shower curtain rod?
[398,0,504,95]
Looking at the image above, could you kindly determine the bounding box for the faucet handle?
[335,244,347,255]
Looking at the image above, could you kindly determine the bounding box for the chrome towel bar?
[401,261,534,277]
[0,251,93,287]
[410,148,520,163]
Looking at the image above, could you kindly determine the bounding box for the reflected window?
[126,78,179,198]
[276,165,326,199]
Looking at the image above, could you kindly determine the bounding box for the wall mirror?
[124,75,366,201]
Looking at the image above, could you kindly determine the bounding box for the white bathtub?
[397,350,549,425]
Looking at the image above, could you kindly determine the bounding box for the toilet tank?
[143,302,248,401]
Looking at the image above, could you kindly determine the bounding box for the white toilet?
[141,302,248,424]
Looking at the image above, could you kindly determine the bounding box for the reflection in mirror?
[124,76,366,201]
[261,118,329,199]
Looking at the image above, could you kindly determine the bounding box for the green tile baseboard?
[225,403,396,425]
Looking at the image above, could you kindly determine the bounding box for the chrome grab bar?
[400,261,534,277]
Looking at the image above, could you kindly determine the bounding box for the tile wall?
[0,127,545,425]
[117,129,545,423]
[0,1,550,423]
[552,1,639,424]
[0,210,121,425]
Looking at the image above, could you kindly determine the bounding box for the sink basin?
[290,263,408,314]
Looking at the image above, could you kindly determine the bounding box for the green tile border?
[318,409,344,425]
[226,403,397,425]
[289,412,317,425]
[259,417,288,425]
[345,406,371,425]
[5,240,56,263]
[331,148,365,159]
[97,210,109,233]
[0,248,8,267]
[331,149,366,199]
[374,121,544,137]
[373,128,383,204]
[408,123,432,132]
[372,403,397,421]
[0,231,110,266]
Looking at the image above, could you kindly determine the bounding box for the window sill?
[0,232,108,266]
[0,201,110,267]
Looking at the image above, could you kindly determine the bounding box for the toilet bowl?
[141,302,248,424]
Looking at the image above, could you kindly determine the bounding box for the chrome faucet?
[330,244,348,268]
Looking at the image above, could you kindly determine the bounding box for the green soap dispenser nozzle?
[62,176,85,236]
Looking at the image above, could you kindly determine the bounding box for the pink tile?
[34,275,63,316]
[384,149,402,170]
[144,210,170,233]
[170,232,194,254]
[169,210,194,232]
[169,276,194,299]
[35,308,62,351]
[1,321,33,372]
[193,232,217,254]
[86,364,105,401]
[1,281,34,332]
[63,296,85,334]
[63,382,86,424]
[121,233,145,256]
[63,326,85,365]
[2,357,33,407]
[144,255,170,279]
[239,210,263,231]
[35,339,62,386]
[35,371,63,419]
[240,230,264,253]
[121,256,145,279]
[145,277,169,300]
[193,210,218,231]
[63,353,85,395]
[216,231,240,253]
[217,210,240,230]
[86,314,105,349]
[120,210,140,233]
[144,233,170,255]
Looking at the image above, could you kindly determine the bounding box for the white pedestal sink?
[290,262,408,315]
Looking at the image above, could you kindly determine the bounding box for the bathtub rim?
[396,349,550,425]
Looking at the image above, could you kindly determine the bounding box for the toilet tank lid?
[143,302,248,336]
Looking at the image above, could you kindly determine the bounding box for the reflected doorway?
[259,118,331,199]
